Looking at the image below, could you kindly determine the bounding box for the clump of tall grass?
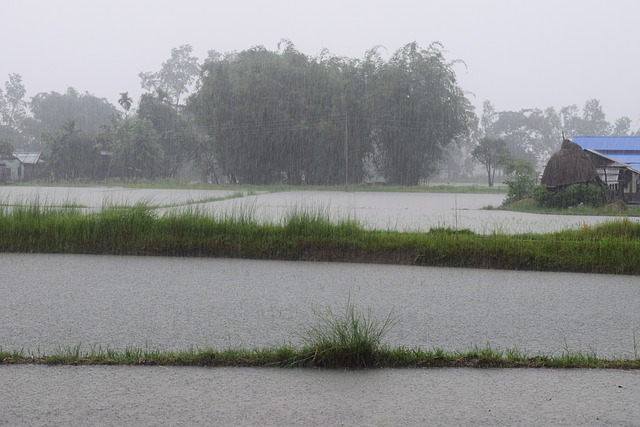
[282,205,363,240]
[577,217,640,239]
[297,299,397,368]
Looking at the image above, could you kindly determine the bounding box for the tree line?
[0,42,636,185]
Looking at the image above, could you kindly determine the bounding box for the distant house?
[572,136,640,203]
[13,152,43,182]
[0,151,43,184]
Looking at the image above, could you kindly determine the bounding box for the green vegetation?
[2,301,639,369]
[502,156,537,204]
[1,200,640,274]
[2,345,639,369]
[298,299,397,368]
[192,42,470,186]
[500,197,637,216]
[503,175,537,204]
[533,183,607,209]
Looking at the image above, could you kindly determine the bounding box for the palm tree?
[118,92,133,117]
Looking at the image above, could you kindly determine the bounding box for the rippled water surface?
[2,187,639,425]
[1,185,635,233]
[2,365,639,426]
[2,254,638,357]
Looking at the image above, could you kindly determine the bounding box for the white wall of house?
[0,158,22,183]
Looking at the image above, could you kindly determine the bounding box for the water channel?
[2,254,639,357]
[1,188,639,424]
[2,253,640,425]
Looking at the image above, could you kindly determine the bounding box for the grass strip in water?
[1,202,640,274]
[2,346,639,369]
[2,301,639,369]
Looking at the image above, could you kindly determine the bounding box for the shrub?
[533,183,606,209]
[504,175,537,205]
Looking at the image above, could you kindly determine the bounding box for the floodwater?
[2,255,640,424]
[1,254,639,357]
[2,365,639,426]
[1,187,640,425]
[0,185,636,233]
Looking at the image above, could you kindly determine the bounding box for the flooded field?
[1,187,639,425]
[1,254,638,357]
[0,185,634,233]
[3,365,639,426]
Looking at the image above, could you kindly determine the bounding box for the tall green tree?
[472,137,508,187]
[612,116,632,135]
[560,99,612,137]
[139,44,200,107]
[580,99,610,135]
[189,41,470,185]
[30,88,118,137]
[118,92,133,117]
[137,92,196,178]
[110,118,164,178]
[0,73,27,132]
[370,42,471,185]
[190,43,370,184]
[43,119,102,179]
[481,102,559,169]
[0,73,29,148]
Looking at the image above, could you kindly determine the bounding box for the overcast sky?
[3,0,639,123]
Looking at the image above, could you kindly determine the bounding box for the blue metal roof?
[572,136,640,171]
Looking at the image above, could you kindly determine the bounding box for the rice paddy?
[0,199,639,274]
[2,190,640,370]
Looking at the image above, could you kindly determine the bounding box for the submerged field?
[2,187,640,370]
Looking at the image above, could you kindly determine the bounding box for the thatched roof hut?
[541,139,601,188]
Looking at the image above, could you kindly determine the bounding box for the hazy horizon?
[3,0,639,122]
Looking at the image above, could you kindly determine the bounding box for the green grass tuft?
[297,299,397,368]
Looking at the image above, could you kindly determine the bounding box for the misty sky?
[3,0,639,123]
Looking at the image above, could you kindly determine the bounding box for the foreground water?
[2,254,638,357]
[2,365,639,426]
[3,255,640,425]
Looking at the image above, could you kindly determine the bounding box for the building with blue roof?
[572,136,640,203]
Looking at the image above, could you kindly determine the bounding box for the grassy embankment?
[1,199,640,274]
[2,197,639,369]
[2,301,639,369]
[3,346,639,369]
[498,197,640,217]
